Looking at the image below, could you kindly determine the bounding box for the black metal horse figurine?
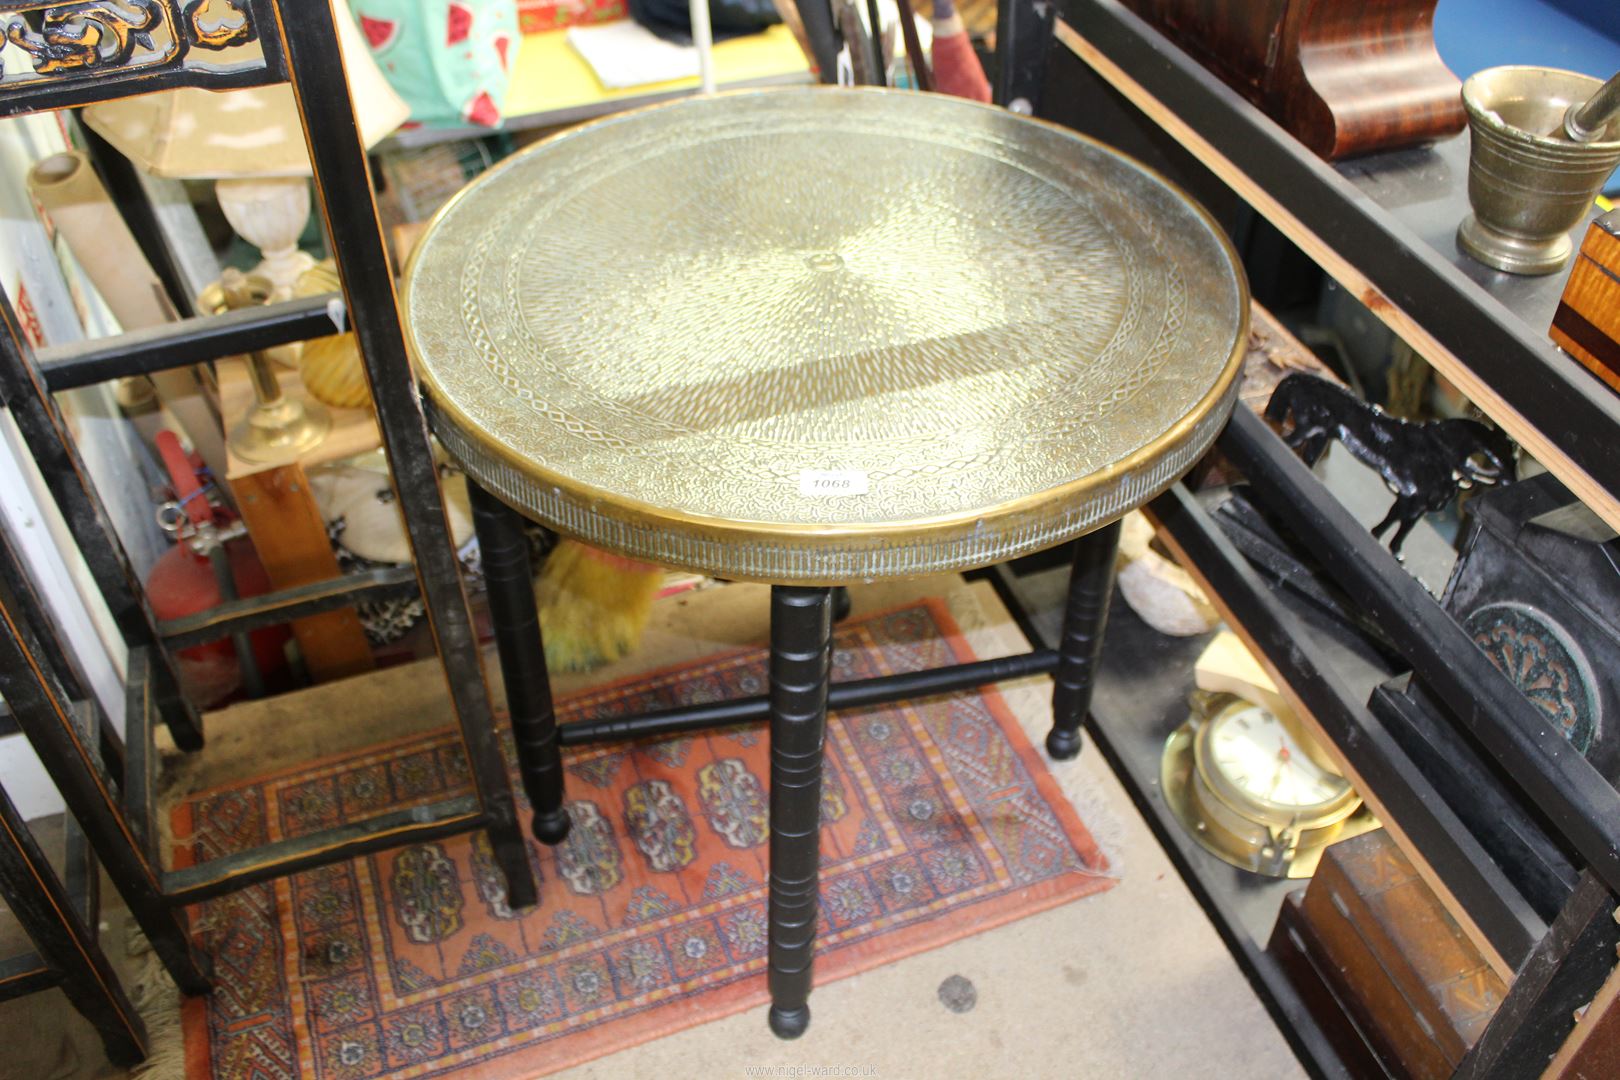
[1264,373,1515,556]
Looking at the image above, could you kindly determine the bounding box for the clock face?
[1204,704,1350,812]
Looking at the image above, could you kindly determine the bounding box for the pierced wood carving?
[4,1,169,74]
[181,0,254,50]
[0,0,260,93]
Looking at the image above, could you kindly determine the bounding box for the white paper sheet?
[567,20,700,89]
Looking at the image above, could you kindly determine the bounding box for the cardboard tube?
[29,151,172,330]
[28,150,228,480]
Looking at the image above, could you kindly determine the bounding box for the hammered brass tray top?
[404,88,1247,583]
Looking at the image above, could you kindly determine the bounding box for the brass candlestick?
[202,269,330,464]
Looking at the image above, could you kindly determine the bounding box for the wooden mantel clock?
[1120,0,1466,159]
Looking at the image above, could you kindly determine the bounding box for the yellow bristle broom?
[536,541,664,672]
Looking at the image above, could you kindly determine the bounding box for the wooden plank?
[230,463,374,682]
[277,2,535,904]
[1268,891,1398,1077]
[159,565,418,650]
[0,525,213,992]
[39,293,345,392]
[1458,874,1617,1079]
[0,783,148,1065]
[1549,217,1620,396]
[0,952,55,1002]
[1052,16,1620,537]
[1543,944,1620,1079]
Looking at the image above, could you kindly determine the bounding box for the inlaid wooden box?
[1551,208,1620,395]
[1284,831,1506,1077]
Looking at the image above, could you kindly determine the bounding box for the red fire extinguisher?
[144,431,288,707]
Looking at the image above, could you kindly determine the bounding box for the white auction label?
[798,469,869,497]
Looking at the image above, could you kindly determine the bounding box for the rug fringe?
[1008,689,1129,878]
[125,920,187,1080]
[1059,773,1129,878]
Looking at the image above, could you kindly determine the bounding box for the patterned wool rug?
[176,600,1114,1079]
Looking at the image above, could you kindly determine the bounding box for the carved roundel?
[1463,602,1600,755]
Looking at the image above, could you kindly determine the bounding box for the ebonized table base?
[468,480,1120,1035]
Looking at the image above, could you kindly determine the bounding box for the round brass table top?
[404,88,1247,584]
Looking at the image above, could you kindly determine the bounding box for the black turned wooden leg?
[831,586,852,622]
[0,787,148,1067]
[767,586,833,1039]
[469,483,571,855]
[1046,521,1121,761]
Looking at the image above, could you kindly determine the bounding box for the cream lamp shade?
[81,0,409,297]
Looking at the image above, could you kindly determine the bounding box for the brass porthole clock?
[1163,690,1373,878]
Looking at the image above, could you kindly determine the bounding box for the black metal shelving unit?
[1048,0,1620,536]
[1014,4,1620,1076]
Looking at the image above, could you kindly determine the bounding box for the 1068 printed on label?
[798,469,870,497]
